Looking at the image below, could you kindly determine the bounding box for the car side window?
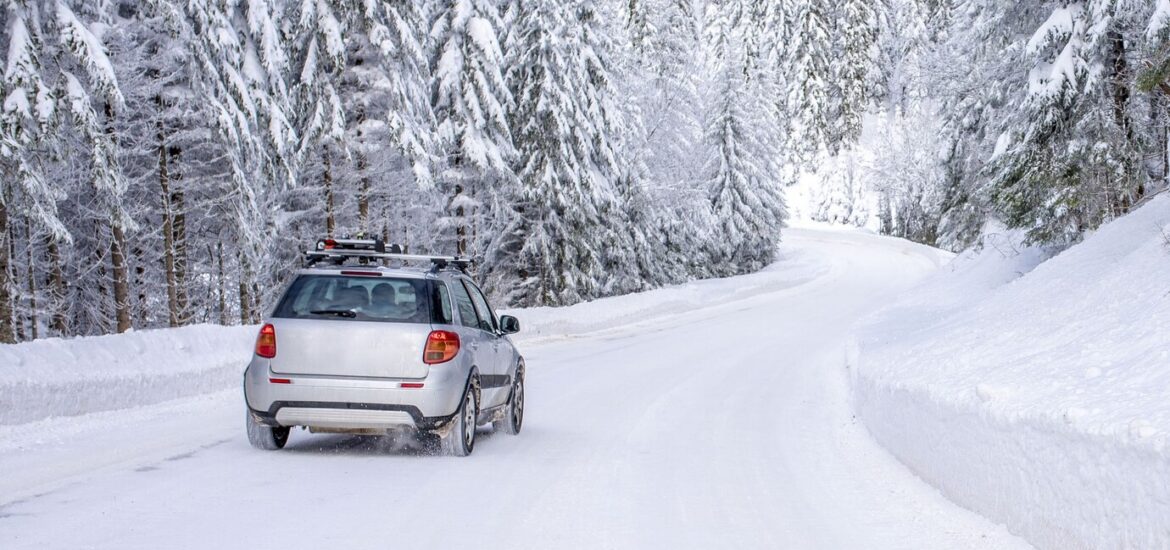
[432,282,454,325]
[462,279,498,333]
[448,280,481,329]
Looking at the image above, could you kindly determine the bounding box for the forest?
[0,0,1167,343]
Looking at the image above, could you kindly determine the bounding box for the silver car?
[243,238,524,456]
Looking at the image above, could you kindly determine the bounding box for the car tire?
[246,410,290,450]
[498,369,524,435]
[443,377,479,457]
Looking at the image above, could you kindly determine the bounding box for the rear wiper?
[310,309,357,318]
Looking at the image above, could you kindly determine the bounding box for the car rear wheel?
[245,410,290,450]
[498,370,524,435]
[443,378,479,457]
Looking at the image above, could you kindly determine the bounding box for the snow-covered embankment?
[0,325,255,425]
[851,196,1170,548]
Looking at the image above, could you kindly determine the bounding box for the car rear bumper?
[244,357,466,430]
[276,406,415,428]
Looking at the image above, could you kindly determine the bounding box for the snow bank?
[503,244,826,343]
[0,241,826,425]
[0,325,255,425]
[852,196,1170,549]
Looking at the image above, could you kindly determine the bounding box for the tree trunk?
[1159,95,1170,186]
[1109,30,1132,141]
[47,237,67,335]
[238,278,250,325]
[25,218,38,340]
[358,153,370,231]
[454,183,466,255]
[251,281,262,324]
[9,225,23,342]
[216,242,228,325]
[0,199,14,343]
[171,145,189,323]
[470,185,478,258]
[324,147,335,236]
[1108,29,1139,212]
[238,253,254,325]
[158,120,180,327]
[102,100,132,334]
[111,223,132,333]
[94,220,109,334]
[356,104,370,231]
[133,243,147,326]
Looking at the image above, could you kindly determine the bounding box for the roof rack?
[303,236,472,272]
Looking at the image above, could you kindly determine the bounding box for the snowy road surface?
[0,228,1030,549]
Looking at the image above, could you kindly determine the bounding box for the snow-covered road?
[0,228,1030,549]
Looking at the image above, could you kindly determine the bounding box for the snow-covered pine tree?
[1141,0,1170,186]
[1,5,55,343]
[170,0,297,322]
[284,0,369,253]
[58,0,138,333]
[618,0,716,284]
[785,0,834,164]
[125,7,175,327]
[813,155,858,225]
[868,104,945,244]
[835,0,884,145]
[490,0,625,306]
[989,1,1153,245]
[429,0,514,256]
[703,0,787,275]
[342,0,436,240]
[0,4,68,243]
[639,0,704,178]
[919,0,1040,250]
[369,1,435,190]
[104,0,228,329]
[576,2,659,297]
[290,0,351,238]
[624,0,654,55]
[0,1,140,336]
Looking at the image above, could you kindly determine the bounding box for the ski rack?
[303,237,472,272]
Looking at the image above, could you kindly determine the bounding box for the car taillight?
[423,330,459,364]
[255,324,277,358]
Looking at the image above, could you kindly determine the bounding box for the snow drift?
[852,195,1170,549]
[0,325,256,425]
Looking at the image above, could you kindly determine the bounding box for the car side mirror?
[499,315,520,335]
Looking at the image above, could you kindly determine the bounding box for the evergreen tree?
[492,0,622,306]
[814,154,862,225]
[171,0,297,321]
[611,0,710,285]
[920,1,1022,248]
[785,0,834,164]
[371,1,436,188]
[291,0,350,173]
[704,0,788,274]
[989,1,1150,245]
[429,0,514,256]
[836,0,883,144]
[626,0,710,286]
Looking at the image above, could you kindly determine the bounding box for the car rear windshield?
[272,275,441,324]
